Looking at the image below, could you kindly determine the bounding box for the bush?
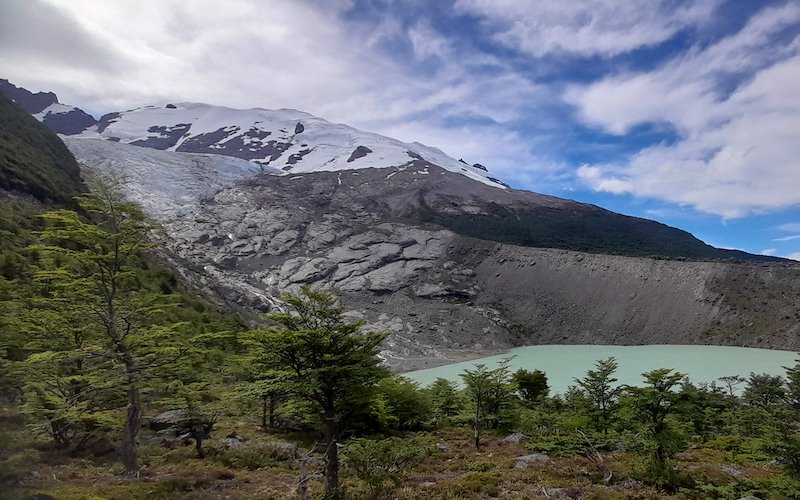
[344,437,428,498]
[0,448,40,483]
[466,459,496,472]
[443,471,501,496]
[212,444,295,470]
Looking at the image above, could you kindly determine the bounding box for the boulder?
[514,453,550,469]
[502,433,528,444]
[149,409,189,431]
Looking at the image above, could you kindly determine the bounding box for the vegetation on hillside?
[3,195,800,499]
[420,202,783,262]
[0,93,84,203]
[0,103,797,497]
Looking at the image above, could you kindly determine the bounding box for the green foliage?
[374,376,431,431]
[627,368,689,489]
[786,357,800,409]
[465,458,496,472]
[679,381,730,441]
[0,93,83,203]
[246,286,389,498]
[419,201,775,261]
[344,437,428,498]
[212,445,295,471]
[513,368,549,403]
[443,471,501,496]
[1,175,241,472]
[460,358,514,449]
[760,358,800,476]
[573,357,622,434]
[425,378,463,428]
[249,286,389,427]
[743,373,787,408]
[0,448,40,483]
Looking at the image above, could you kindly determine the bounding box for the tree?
[426,377,463,428]
[718,375,745,399]
[28,176,194,473]
[743,373,786,408]
[574,358,622,433]
[763,358,800,476]
[460,358,513,449]
[250,286,389,499]
[513,368,549,403]
[628,368,688,489]
[374,376,431,431]
[784,358,800,410]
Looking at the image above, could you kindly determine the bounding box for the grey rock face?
[69,140,800,370]
[514,453,551,468]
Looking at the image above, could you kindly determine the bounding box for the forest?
[2,179,800,499]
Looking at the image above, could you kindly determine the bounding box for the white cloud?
[570,3,800,218]
[760,248,777,256]
[773,234,800,242]
[777,222,800,232]
[373,119,565,188]
[0,0,558,188]
[1,0,378,115]
[785,252,800,262]
[454,0,719,57]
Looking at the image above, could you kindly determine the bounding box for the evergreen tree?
[574,357,622,433]
[426,377,463,427]
[375,376,431,430]
[628,368,688,489]
[26,176,197,473]
[743,373,786,408]
[513,368,549,403]
[460,358,513,449]
[249,286,388,499]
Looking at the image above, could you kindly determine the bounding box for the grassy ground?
[3,405,800,500]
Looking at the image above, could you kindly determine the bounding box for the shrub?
[344,437,428,498]
[212,444,295,470]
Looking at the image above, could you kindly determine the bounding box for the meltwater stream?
[404,345,799,393]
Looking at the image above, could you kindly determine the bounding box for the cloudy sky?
[2,0,800,259]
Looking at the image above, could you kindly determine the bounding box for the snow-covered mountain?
[3,79,799,369]
[1,80,507,189]
[0,79,96,135]
[79,102,508,189]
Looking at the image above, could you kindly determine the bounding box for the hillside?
[67,139,800,369]
[0,79,96,135]
[1,79,797,369]
[0,93,84,203]
[0,81,781,261]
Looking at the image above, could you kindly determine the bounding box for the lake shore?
[402,344,800,392]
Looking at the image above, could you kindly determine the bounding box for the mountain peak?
[0,79,96,135]
[76,101,508,188]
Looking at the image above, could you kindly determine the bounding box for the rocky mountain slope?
[3,80,798,369]
[0,79,96,136]
[67,138,800,370]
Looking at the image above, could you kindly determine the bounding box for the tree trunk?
[323,417,340,499]
[121,385,141,474]
[474,404,481,450]
[261,396,268,430]
[269,394,276,429]
[195,435,205,459]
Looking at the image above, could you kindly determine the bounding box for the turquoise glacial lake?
[404,345,799,394]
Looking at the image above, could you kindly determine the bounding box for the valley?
[9,87,782,371]
[2,79,800,499]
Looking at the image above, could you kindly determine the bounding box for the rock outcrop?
[65,137,800,371]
